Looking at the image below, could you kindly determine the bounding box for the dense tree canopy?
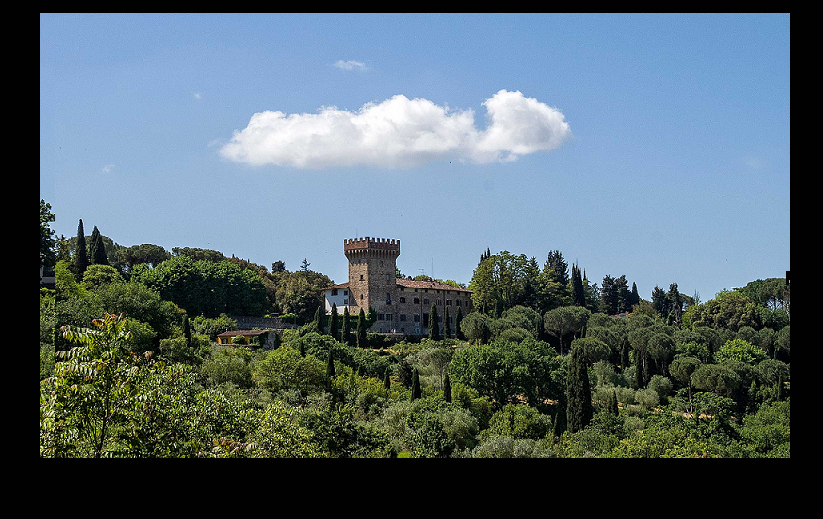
[40,201,790,458]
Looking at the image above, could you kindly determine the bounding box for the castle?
[322,237,473,336]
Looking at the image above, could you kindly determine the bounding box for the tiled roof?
[321,279,471,293]
[216,329,271,337]
[322,282,351,290]
[396,278,472,293]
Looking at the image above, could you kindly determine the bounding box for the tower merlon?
[344,237,400,255]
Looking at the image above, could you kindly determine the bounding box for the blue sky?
[40,13,790,303]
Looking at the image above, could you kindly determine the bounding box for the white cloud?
[102,164,115,173]
[219,90,571,169]
[333,60,367,71]
[193,92,203,99]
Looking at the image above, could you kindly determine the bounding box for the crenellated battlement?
[344,237,400,256]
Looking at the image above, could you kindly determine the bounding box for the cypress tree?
[313,306,324,334]
[73,219,88,281]
[444,306,451,338]
[571,264,586,308]
[566,344,593,433]
[356,308,367,348]
[182,314,192,348]
[428,303,440,340]
[411,368,421,401]
[443,372,452,403]
[455,306,464,340]
[328,303,339,338]
[553,396,567,438]
[326,347,335,389]
[383,366,392,392]
[89,226,109,266]
[341,307,351,344]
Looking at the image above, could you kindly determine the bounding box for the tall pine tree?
[566,344,593,433]
[455,306,464,340]
[326,347,335,390]
[444,306,451,338]
[356,308,367,348]
[411,368,421,401]
[327,303,339,338]
[571,263,586,308]
[428,303,440,340]
[341,307,351,344]
[182,314,192,349]
[89,225,108,266]
[73,219,88,281]
[312,306,324,334]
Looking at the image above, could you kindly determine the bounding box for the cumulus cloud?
[334,60,367,71]
[219,90,571,168]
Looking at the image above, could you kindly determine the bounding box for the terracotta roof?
[322,279,470,293]
[396,278,472,293]
[322,282,351,290]
[216,329,271,337]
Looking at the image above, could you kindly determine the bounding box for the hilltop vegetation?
[40,200,789,457]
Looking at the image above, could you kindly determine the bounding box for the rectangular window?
[414,314,420,323]
[387,314,392,321]
[332,288,338,296]
[423,313,429,327]
[424,298,429,305]
[399,297,406,303]
[378,313,385,321]
[456,299,461,306]
[400,314,406,321]
[446,299,452,306]
[343,290,348,296]
[414,297,420,304]
[343,298,348,305]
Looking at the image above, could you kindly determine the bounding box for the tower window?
[360,274,364,280]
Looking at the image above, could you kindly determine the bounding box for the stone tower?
[344,237,400,315]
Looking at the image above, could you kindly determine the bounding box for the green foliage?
[40,200,57,270]
[428,303,440,340]
[40,201,791,458]
[687,291,761,331]
[460,312,492,344]
[482,404,553,441]
[253,347,327,394]
[566,344,593,433]
[715,338,768,365]
[543,306,590,355]
[41,314,203,457]
[449,337,561,410]
[72,219,88,281]
[200,345,256,388]
[131,255,268,318]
